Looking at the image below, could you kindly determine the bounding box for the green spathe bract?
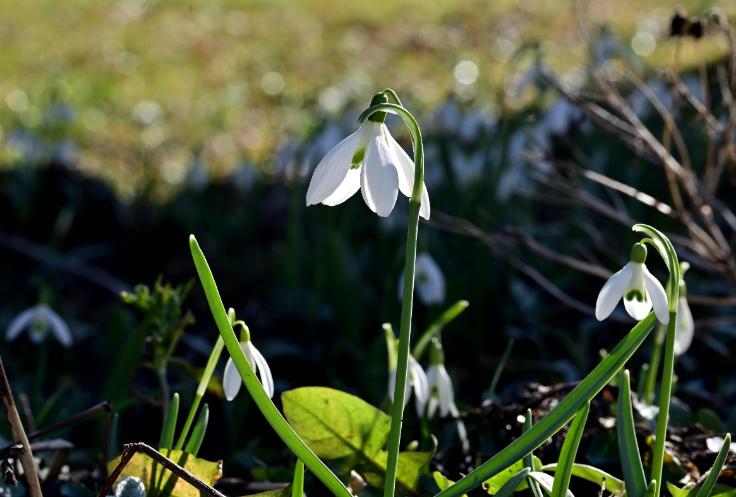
[436,312,657,497]
[189,235,352,497]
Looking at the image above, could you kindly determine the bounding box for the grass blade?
[695,434,731,497]
[184,403,209,456]
[494,468,531,497]
[551,402,590,497]
[617,370,646,497]
[412,300,468,360]
[189,235,353,497]
[159,393,179,450]
[528,472,573,497]
[292,459,304,497]
[646,480,657,497]
[436,313,657,497]
[541,463,623,493]
[523,410,543,497]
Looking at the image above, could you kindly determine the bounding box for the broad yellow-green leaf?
[245,485,292,497]
[282,387,434,493]
[107,450,222,497]
[483,456,542,494]
[541,463,623,494]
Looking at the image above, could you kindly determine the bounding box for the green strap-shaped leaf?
[184,404,209,456]
[523,410,543,497]
[412,300,469,360]
[494,468,531,497]
[696,434,731,497]
[159,393,180,450]
[541,463,623,494]
[551,402,590,497]
[292,459,304,497]
[189,236,353,497]
[528,472,573,497]
[437,313,657,497]
[617,370,646,497]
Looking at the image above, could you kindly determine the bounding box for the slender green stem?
[644,322,666,404]
[489,338,515,399]
[650,312,677,497]
[175,334,225,450]
[360,94,425,497]
[292,459,304,497]
[189,236,352,497]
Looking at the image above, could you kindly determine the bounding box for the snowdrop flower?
[388,354,429,418]
[674,279,694,356]
[595,243,669,324]
[6,304,72,347]
[397,253,446,306]
[425,338,469,452]
[223,323,274,400]
[306,92,430,219]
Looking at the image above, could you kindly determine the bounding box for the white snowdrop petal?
[223,357,242,401]
[595,263,633,321]
[46,307,72,347]
[250,344,275,399]
[388,130,431,220]
[426,366,439,419]
[306,124,367,206]
[361,125,399,217]
[642,265,670,324]
[6,307,36,342]
[388,368,397,404]
[624,293,653,321]
[674,297,694,356]
[436,365,454,418]
[321,167,361,206]
[409,356,429,417]
[243,341,257,375]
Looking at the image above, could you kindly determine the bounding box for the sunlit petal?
[45,306,72,347]
[306,123,367,206]
[361,125,399,217]
[415,254,445,305]
[388,129,430,219]
[595,263,633,321]
[624,292,653,320]
[250,343,275,399]
[409,356,429,417]
[642,265,670,324]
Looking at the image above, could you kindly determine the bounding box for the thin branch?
[0,357,42,497]
[98,443,226,497]
[27,401,111,441]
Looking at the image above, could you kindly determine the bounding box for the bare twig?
[98,443,226,497]
[0,357,42,497]
[0,440,74,460]
[27,401,111,441]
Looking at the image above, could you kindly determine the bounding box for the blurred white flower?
[388,354,429,417]
[674,276,694,356]
[595,244,669,324]
[397,253,446,306]
[6,304,72,347]
[223,340,274,399]
[306,94,430,219]
[426,338,469,452]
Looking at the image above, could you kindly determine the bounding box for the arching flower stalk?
[6,303,72,347]
[223,321,274,400]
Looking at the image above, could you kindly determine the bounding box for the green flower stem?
[650,312,677,496]
[644,322,666,404]
[175,333,225,451]
[292,459,304,497]
[189,236,352,497]
[359,95,425,497]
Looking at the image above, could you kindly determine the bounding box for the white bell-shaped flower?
[425,338,470,452]
[223,339,274,400]
[306,93,430,219]
[388,354,429,417]
[674,279,694,356]
[397,253,446,306]
[6,304,72,347]
[595,244,669,324]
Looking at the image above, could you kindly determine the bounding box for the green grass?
[0,0,725,197]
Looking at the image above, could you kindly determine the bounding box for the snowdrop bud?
[367,92,388,123]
